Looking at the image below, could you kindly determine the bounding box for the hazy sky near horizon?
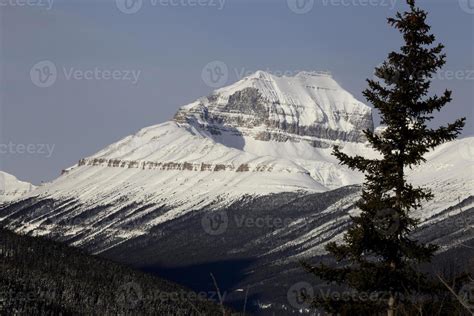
[0,0,473,185]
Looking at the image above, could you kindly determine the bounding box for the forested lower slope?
[0,228,226,315]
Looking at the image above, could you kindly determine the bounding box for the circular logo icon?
[459,282,474,310]
[287,0,314,14]
[458,141,474,162]
[287,281,314,309]
[201,61,228,88]
[459,0,474,14]
[374,208,400,237]
[201,211,228,236]
[116,282,143,309]
[30,60,57,88]
[116,0,143,14]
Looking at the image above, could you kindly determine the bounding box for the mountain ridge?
[0,171,35,204]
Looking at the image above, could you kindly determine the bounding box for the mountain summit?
[175,71,374,148]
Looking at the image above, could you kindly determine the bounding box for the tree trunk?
[388,155,403,316]
[387,295,395,316]
[387,260,397,316]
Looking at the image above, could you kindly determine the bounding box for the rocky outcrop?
[174,72,374,148]
[78,158,276,173]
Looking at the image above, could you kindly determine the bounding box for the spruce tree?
[302,0,466,314]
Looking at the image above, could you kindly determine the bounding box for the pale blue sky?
[1,0,473,184]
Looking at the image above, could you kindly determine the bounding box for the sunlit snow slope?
[0,171,35,203]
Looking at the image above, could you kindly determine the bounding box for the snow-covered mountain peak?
[213,69,363,113]
[234,69,334,82]
[0,171,35,203]
[175,70,374,147]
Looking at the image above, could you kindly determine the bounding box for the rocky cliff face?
[174,71,374,148]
